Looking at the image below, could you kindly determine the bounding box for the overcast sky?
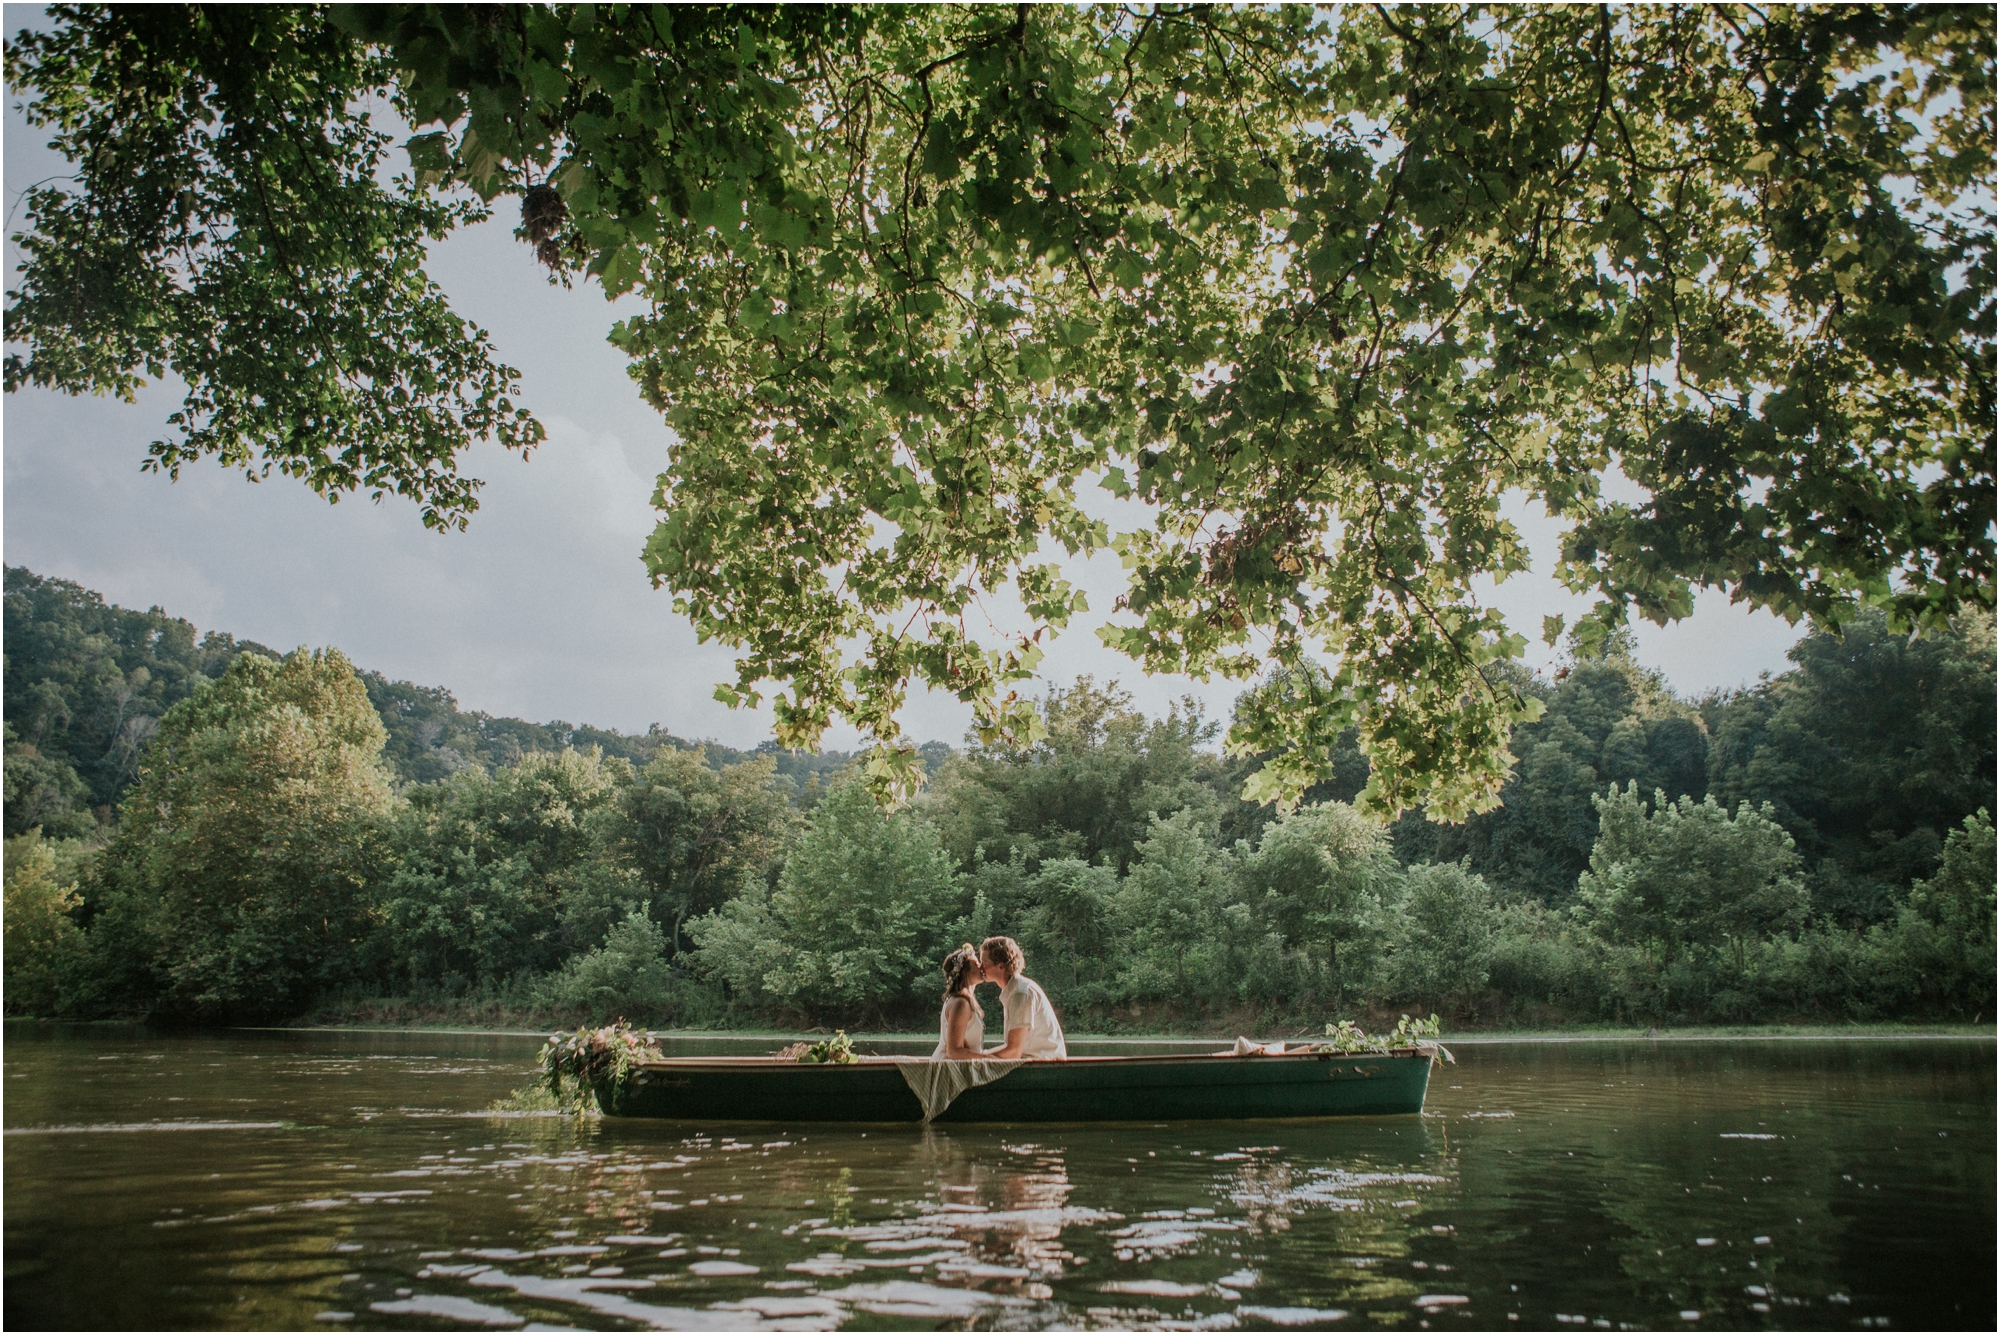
[1,30,1806,751]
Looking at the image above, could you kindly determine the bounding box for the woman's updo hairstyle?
[941,943,981,1000]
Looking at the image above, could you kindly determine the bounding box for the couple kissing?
[933,936,1066,1062]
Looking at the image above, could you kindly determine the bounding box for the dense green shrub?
[1486,902,1621,1020]
[689,781,966,1021]
[1383,862,1497,1017]
[1108,809,1247,1007]
[1867,811,1997,1018]
[595,748,795,952]
[372,747,628,988]
[917,677,1225,874]
[1737,927,1881,1021]
[1580,787,1809,945]
[1238,800,1395,1008]
[534,908,722,1025]
[1574,784,1809,1019]
[2,829,91,1013]
[1015,857,1116,1004]
[85,650,395,1024]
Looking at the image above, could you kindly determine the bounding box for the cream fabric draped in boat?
[893,1058,1024,1122]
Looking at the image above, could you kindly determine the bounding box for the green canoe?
[594,1050,1434,1123]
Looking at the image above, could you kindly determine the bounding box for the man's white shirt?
[1000,973,1067,1060]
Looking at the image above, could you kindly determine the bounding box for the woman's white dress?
[896,993,1022,1122]
[931,994,982,1058]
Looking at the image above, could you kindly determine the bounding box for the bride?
[933,943,988,1059]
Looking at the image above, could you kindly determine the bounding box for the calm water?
[3,1027,1991,1331]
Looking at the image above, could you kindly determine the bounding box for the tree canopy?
[7,4,1992,816]
[87,648,395,1024]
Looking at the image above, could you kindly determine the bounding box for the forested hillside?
[4,567,1992,1031]
[3,566,859,837]
[3,568,280,836]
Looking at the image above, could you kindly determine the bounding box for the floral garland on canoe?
[539,1019,662,1115]
[1315,1013,1449,1057]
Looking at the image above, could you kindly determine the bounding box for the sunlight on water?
[3,1027,1991,1330]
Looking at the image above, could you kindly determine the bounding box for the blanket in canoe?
[892,1057,1025,1121]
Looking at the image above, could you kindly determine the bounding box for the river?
[3,1027,1990,1330]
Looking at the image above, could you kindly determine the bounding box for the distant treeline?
[3,566,1992,1031]
[2,565,867,834]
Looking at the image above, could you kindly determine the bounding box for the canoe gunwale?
[626,1049,1437,1072]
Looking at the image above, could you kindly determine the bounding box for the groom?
[979,936,1067,1060]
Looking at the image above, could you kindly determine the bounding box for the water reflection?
[360,1124,1455,1328]
[3,1026,1992,1330]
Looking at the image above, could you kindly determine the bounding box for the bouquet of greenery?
[772,1031,857,1064]
[1314,1013,1446,1056]
[538,1019,663,1114]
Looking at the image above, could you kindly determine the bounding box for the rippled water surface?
[4,1027,1991,1331]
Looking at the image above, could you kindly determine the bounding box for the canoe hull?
[596,1051,1431,1123]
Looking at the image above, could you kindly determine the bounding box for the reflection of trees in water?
[1214,1146,1456,1308]
[918,1132,1079,1297]
[1424,1043,2000,1326]
[1223,1157,1299,1238]
[906,1124,1470,1313]
[474,1124,743,1243]
[1447,1048,1905,1324]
